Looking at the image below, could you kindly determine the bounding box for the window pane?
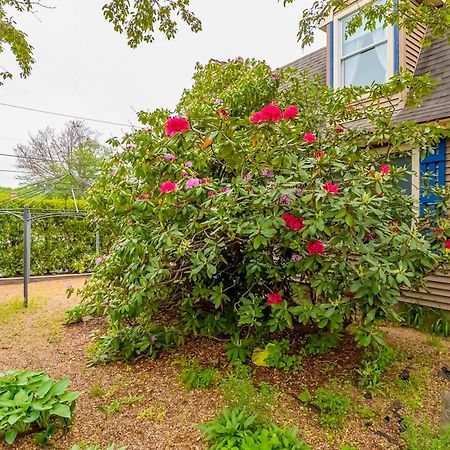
[342,17,385,57]
[394,155,412,195]
[343,42,387,86]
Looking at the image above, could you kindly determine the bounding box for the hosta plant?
[72,58,450,361]
[199,408,311,450]
[0,370,80,445]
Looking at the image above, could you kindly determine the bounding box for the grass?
[387,365,431,411]
[177,358,220,391]
[0,296,42,325]
[423,335,446,354]
[220,367,277,422]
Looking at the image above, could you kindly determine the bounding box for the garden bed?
[0,278,449,449]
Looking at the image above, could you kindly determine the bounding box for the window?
[392,140,446,216]
[340,13,388,87]
[419,140,446,215]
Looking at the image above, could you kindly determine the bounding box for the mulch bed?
[0,278,449,449]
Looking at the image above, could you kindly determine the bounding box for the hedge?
[0,196,104,277]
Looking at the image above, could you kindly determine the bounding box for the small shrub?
[304,333,342,355]
[0,370,80,445]
[178,359,220,391]
[252,339,303,371]
[402,417,450,450]
[199,408,311,450]
[225,334,254,365]
[357,345,398,392]
[299,384,351,429]
[88,325,184,363]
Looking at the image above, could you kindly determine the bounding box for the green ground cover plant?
[199,408,311,450]
[219,365,277,422]
[357,344,399,392]
[402,417,450,450]
[0,370,79,445]
[252,339,303,370]
[299,383,351,429]
[178,359,220,391]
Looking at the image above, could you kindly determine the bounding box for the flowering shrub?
[74,59,450,360]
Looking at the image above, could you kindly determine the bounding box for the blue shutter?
[419,139,446,215]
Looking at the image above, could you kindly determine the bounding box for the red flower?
[283,105,298,120]
[314,150,325,159]
[260,104,282,122]
[165,117,190,136]
[435,228,444,234]
[267,292,282,305]
[324,183,339,194]
[250,111,265,123]
[282,213,304,231]
[336,125,344,133]
[380,164,391,175]
[160,181,178,193]
[303,132,316,144]
[445,240,450,250]
[307,240,325,255]
[250,104,282,123]
[219,108,229,118]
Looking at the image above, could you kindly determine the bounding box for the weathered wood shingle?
[283,47,327,82]
[395,38,450,123]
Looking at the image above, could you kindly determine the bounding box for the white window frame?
[333,0,394,88]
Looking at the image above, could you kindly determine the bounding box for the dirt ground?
[0,278,449,450]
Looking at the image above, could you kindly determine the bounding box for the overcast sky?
[0,0,325,188]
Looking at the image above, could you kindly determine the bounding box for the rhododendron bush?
[73,59,450,361]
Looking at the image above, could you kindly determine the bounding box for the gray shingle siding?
[283,47,327,82]
[395,38,450,123]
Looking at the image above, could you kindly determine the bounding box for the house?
[286,0,450,310]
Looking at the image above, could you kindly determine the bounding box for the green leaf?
[59,391,80,403]
[48,379,70,397]
[50,403,71,419]
[35,380,53,399]
[345,214,354,227]
[5,429,17,444]
[298,388,311,403]
[251,347,269,367]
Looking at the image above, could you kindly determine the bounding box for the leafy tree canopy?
[1,0,449,82]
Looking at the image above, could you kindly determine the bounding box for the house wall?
[324,0,427,110]
[401,0,427,74]
[402,138,450,311]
